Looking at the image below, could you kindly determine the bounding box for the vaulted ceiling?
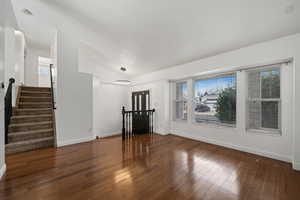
[11,0,300,76]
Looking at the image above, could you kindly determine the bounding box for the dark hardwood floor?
[1,134,300,200]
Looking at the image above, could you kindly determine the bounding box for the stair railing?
[122,106,155,140]
[5,78,15,144]
[50,64,56,109]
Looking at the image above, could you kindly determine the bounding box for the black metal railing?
[122,106,155,140]
[5,78,15,144]
[50,64,56,109]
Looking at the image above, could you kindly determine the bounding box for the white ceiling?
[11,5,55,50]
[11,0,300,76]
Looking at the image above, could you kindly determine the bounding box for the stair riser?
[6,86,54,154]
[21,92,51,97]
[11,116,53,124]
[8,131,53,143]
[21,87,51,92]
[9,123,53,132]
[6,140,54,154]
[19,104,52,109]
[20,97,52,103]
[13,109,52,116]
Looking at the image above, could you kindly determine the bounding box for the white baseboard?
[154,132,169,136]
[100,132,166,138]
[0,164,6,180]
[57,136,96,147]
[171,132,291,163]
[293,162,300,171]
[99,132,121,138]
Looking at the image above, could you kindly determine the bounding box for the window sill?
[246,129,281,136]
[191,121,237,130]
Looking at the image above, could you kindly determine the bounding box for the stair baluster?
[122,106,155,140]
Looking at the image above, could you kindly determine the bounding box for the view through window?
[247,67,280,132]
[193,74,236,125]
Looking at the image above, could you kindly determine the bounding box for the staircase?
[5,86,55,154]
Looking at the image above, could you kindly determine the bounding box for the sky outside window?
[195,76,236,97]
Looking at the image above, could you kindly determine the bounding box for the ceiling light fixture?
[22,9,33,16]
[113,67,131,85]
[113,80,131,85]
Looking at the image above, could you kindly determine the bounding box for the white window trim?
[173,81,188,121]
[169,59,290,136]
[191,72,237,127]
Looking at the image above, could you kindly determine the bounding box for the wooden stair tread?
[19,102,52,104]
[9,121,53,128]
[6,86,55,154]
[6,136,54,147]
[13,108,53,115]
[22,89,51,92]
[8,129,53,136]
[21,90,51,94]
[22,86,50,89]
[11,114,52,119]
[20,96,52,98]
[14,108,52,111]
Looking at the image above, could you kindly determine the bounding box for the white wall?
[131,34,300,170]
[3,27,19,107]
[0,0,7,180]
[78,43,130,138]
[38,66,51,87]
[93,77,129,137]
[11,31,25,106]
[55,31,94,147]
[293,35,300,171]
[4,27,16,90]
[50,31,58,108]
[5,30,25,107]
[0,0,19,179]
[38,57,52,87]
[25,45,50,87]
[14,31,25,86]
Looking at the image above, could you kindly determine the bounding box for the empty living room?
[1,0,300,199]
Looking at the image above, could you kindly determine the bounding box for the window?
[247,67,281,133]
[39,64,50,75]
[174,82,188,120]
[193,74,236,125]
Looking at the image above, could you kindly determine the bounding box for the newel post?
[122,106,125,140]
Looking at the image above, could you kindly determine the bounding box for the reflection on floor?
[1,134,300,200]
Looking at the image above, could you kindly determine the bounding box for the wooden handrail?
[123,109,155,113]
[50,64,56,109]
[5,78,15,144]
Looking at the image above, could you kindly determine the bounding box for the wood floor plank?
[0,134,299,200]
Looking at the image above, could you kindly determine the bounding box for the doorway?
[38,57,51,87]
[132,90,150,135]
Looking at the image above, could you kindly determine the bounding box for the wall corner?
[0,164,7,180]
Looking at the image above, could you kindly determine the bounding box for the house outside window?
[193,74,236,126]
